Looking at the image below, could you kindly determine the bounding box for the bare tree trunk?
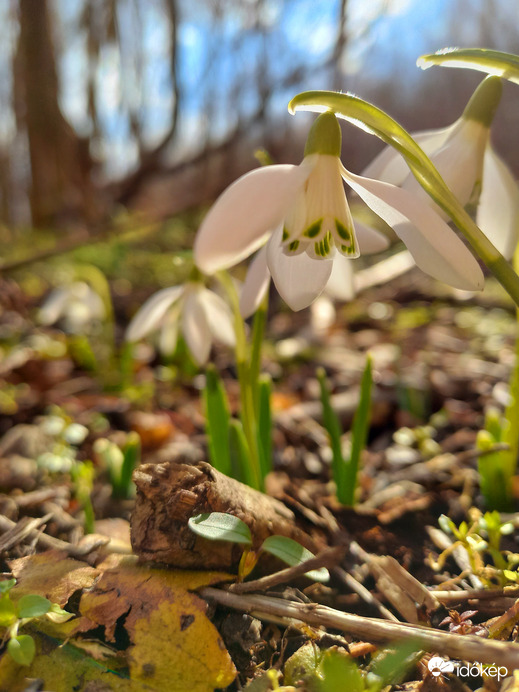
[15,0,98,228]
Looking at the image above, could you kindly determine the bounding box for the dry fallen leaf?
[9,550,100,606]
[1,551,235,691]
[77,556,236,691]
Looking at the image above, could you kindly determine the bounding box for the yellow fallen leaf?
[0,633,149,692]
[78,557,236,691]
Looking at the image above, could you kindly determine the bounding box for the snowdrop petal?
[240,246,271,319]
[194,163,312,274]
[342,166,484,291]
[158,305,181,355]
[403,120,488,211]
[324,253,355,301]
[198,288,236,347]
[362,124,455,183]
[181,290,212,365]
[477,146,519,259]
[355,222,390,254]
[38,287,69,325]
[126,285,184,342]
[267,227,333,310]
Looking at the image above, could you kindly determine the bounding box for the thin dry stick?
[0,514,54,553]
[0,514,107,557]
[200,587,519,670]
[434,588,519,603]
[333,566,399,622]
[228,547,344,594]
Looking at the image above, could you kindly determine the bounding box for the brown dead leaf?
[8,550,100,606]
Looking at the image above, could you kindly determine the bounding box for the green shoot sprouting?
[0,579,72,667]
[317,356,372,506]
[477,408,515,511]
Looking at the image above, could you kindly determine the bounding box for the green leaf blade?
[342,356,372,506]
[261,535,329,582]
[229,418,257,488]
[317,367,346,496]
[204,365,232,476]
[8,635,36,666]
[257,374,273,481]
[0,578,16,594]
[188,512,252,545]
[17,594,52,619]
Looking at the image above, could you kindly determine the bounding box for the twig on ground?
[200,587,519,669]
[228,546,344,594]
[333,566,399,622]
[0,514,107,557]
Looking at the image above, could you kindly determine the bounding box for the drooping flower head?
[38,281,105,334]
[125,281,235,366]
[194,111,484,312]
[363,76,519,259]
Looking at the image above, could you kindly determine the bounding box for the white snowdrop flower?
[125,282,235,366]
[363,76,519,259]
[194,112,484,313]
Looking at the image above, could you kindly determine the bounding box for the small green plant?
[37,410,96,533]
[0,579,72,667]
[433,510,518,587]
[246,639,421,691]
[477,407,516,511]
[93,432,141,500]
[203,362,272,491]
[188,512,329,583]
[317,357,372,506]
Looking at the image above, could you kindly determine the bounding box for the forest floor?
[0,264,519,691]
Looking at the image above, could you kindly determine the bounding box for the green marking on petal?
[322,232,331,256]
[288,240,300,252]
[314,241,322,257]
[282,227,290,242]
[335,219,353,243]
[341,244,357,256]
[303,219,323,238]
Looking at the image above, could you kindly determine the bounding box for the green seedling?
[317,357,372,506]
[434,509,518,587]
[0,578,72,667]
[93,432,141,500]
[188,512,329,583]
[203,363,272,491]
[247,639,422,691]
[37,410,95,533]
[477,407,515,511]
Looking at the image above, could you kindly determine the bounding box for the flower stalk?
[216,270,263,490]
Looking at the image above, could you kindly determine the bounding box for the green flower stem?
[72,264,117,374]
[288,91,519,307]
[216,271,262,490]
[250,290,269,415]
[502,244,519,485]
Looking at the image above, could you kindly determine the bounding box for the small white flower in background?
[125,282,235,366]
[194,111,484,313]
[38,281,105,333]
[362,76,519,259]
